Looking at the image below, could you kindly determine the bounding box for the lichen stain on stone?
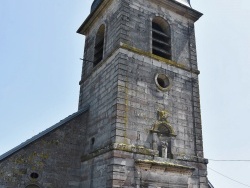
[0,151,51,184]
[42,139,60,146]
[123,72,129,144]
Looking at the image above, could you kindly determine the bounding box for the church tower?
[77,0,207,187]
[0,0,209,187]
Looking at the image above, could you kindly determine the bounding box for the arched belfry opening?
[152,17,171,60]
[94,24,105,66]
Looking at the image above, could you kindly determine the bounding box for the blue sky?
[1,1,250,187]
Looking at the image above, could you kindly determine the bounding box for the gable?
[0,106,89,187]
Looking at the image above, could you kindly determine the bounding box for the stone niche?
[150,110,177,159]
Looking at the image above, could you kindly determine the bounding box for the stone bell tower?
[77,0,208,187]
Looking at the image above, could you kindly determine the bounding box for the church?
[0,0,212,187]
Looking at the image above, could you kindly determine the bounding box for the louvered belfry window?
[152,17,171,60]
[94,25,105,66]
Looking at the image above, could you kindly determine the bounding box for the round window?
[28,171,41,181]
[155,73,171,91]
[30,172,39,179]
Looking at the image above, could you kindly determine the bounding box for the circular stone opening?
[155,74,170,91]
[30,172,39,179]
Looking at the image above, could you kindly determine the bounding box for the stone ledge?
[79,42,200,85]
[81,143,156,162]
[135,159,195,174]
[81,143,208,165]
[175,154,208,164]
[120,43,200,75]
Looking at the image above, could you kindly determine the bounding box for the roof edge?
[0,105,90,162]
[77,0,111,35]
[77,0,202,35]
[208,180,215,188]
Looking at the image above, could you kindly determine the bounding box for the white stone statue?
[161,141,168,159]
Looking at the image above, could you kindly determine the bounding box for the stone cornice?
[135,159,195,174]
[79,43,200,86]
[154,0,203,22]
[81,143,208,165]
[176,154,209,164]
[77,0,202,35]
[120,43,200,75]
[81,143,157,162]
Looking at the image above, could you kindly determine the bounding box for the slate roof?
[0,105,89,162]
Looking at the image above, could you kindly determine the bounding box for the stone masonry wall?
[114,47,202,158]
[0,112,88,188]
[80,151,113,187]
[80,147,207,188]
[79,49,121,155]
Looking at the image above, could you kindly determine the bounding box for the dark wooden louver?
[152,22,171,60]
[94,39,104,66]
[94,26,105,66]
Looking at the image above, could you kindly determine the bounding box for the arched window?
[152,17,171,60]
[94,25,105,66]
